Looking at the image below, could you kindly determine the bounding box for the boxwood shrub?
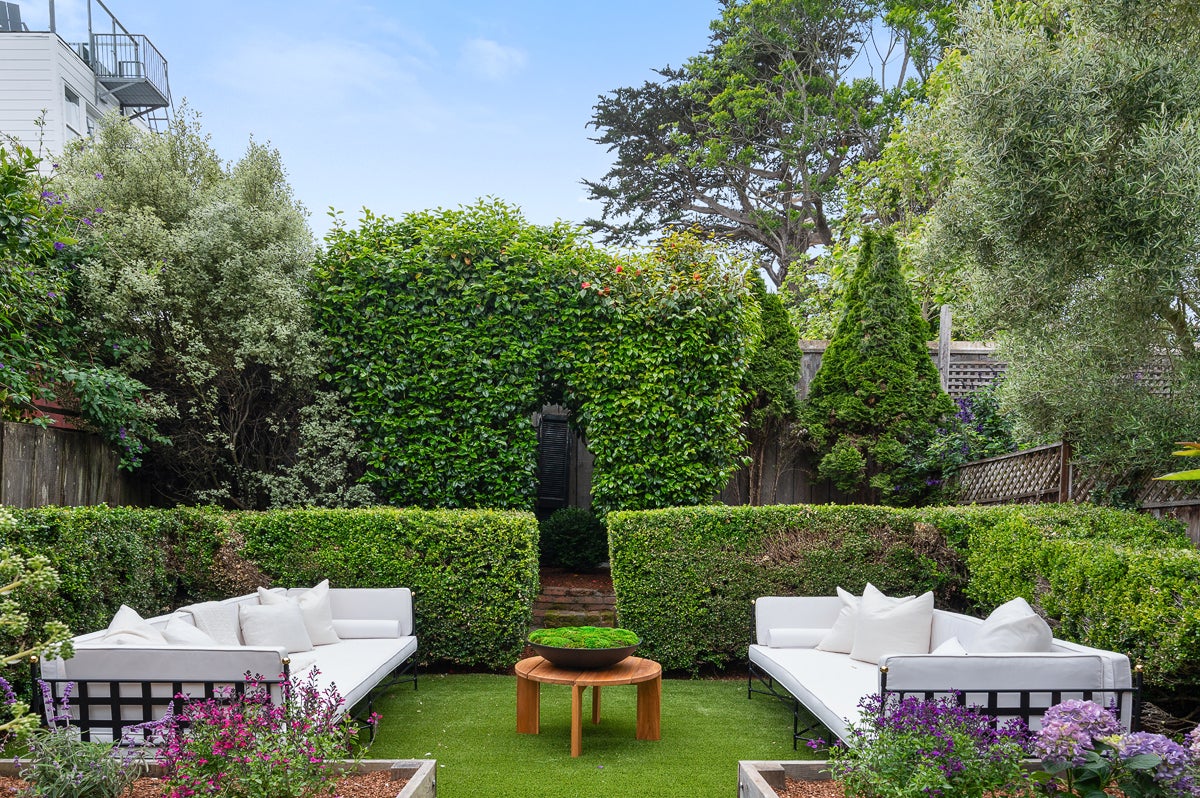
[606,504,967,673]
[608,503,1192,687]
[236,508,538,669]
[1,505,539,672]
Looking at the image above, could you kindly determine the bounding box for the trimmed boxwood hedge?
[606,504,968,673]
[236,508,538,669]
[607,503,1195,690]
[1,506,538,671]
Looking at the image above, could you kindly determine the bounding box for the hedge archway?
[313,201,755,514]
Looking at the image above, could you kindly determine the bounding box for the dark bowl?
[528,641,639,669]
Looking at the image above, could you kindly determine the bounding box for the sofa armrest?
[754,597,841,646]
[329,588,414,637]
[44,644,288,682]
[879,652,1111,692]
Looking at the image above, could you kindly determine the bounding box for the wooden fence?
[0,421,146,508]
[956,442,1200,544]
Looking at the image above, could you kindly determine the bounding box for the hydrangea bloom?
[1034,700,1122,765]
[1118,731,1195,795]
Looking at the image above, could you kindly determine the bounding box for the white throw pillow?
[849,586,934,664]
[239,603,314,654]
[815,586,861,653]
[931,636,967,655]
[162,617,219,647]
[102,605,167,646]
[258,580,340,646]
[965,597,1053,653]
[181,601,243,645]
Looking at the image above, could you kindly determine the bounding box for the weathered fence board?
[0,422,146,508]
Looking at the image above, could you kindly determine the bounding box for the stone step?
[532,607,617,629]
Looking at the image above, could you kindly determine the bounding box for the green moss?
[529,626,639,649]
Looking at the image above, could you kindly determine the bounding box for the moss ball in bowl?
[528,626,640,669]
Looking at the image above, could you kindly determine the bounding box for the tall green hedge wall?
[607,504,1197,692]
[1,506,538,671]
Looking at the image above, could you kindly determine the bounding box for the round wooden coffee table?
[515,655,662,757]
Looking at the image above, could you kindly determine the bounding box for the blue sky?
[23,0,720,240]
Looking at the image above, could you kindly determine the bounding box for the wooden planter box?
[738,760,830,798]
[0,758,437,798]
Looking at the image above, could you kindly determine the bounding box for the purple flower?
[53,242,65,251]
[1034,700,1121,765]
[82,218,92,226]
[1119,731,1194,793]
[94,172,104,179]
[94,207,104,214]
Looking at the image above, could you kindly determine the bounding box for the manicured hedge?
[1,506,539,672]
[607,503,1192,687]
[0,506,231,659]
[606,504,968,673]
[963,513,1200,690]
[236,508,539,669]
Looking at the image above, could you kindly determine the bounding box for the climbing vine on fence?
[312,201,755,514]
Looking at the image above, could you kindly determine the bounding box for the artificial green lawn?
[369,673,820,798]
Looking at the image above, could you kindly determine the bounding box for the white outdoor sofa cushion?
[39,587,417,742]
[749,596,1138,745]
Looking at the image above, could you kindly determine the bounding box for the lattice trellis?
[956,444,1065,505]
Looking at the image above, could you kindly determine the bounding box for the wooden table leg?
[571,685,584,757]
[636,674,661,741]
[516,674,540,734]
[592,685,602,725]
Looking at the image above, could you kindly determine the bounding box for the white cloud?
[459,38,527,81]
[211,34,419,105]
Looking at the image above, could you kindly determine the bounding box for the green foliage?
[922,0,1200,482]
[538,508,608,572]
[528,626,638,649]
[802,231,955,503]
[607,504,966,672]
[585,0,956,291]
[4,506,541,671]
[912,383,1022,501]
[607,503,1186,677]
[959,508,1200,690]
[314,204,754,516]
[564,231,755,514]
[0,143,162,467]
[55,110,360,506]
[20,726,143,797]
[237,508,539,669]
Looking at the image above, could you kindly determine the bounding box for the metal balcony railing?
[81,32,170,111]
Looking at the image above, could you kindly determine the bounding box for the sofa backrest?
[322,587,414,637]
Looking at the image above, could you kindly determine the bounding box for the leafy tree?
[314,204,755,516]
[741,275,804,504]
[0,143,162,466]
[584,0,955,292]
[922,0,1200,483]
[801,230,953,502]
[55,111,372,508]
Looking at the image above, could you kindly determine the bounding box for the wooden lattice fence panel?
[956,443,1066,505]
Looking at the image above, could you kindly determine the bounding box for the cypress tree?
[802,231,954,503]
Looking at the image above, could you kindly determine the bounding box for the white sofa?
[38,586,418,742]
[749,595,1139,745]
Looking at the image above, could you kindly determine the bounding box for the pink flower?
[581,281,591,289]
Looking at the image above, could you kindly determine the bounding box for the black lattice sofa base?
[749,660,1143,749]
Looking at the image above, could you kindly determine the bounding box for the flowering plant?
[1030,699,1198,797]
[827,693,1030,797]
[156,668,377,798]
[17,680,145,798]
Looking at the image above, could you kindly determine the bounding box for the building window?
[64,86,81,135]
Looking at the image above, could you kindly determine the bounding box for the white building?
[0,0,170,159]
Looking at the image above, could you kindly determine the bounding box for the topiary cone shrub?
[539,508,608,572]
